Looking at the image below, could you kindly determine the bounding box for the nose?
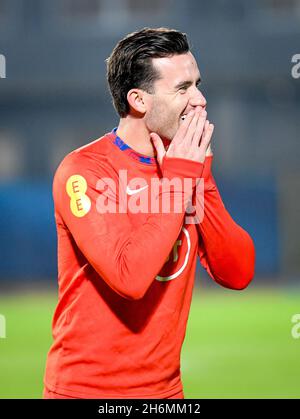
[189,87,207,110]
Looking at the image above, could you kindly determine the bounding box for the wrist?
[162,156,204,181]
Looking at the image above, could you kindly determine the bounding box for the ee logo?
[66,175,91,217]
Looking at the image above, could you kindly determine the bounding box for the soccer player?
[43,28,255,399]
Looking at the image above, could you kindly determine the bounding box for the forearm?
[197,156,255,290]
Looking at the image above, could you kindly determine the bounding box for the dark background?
[1,0,299,284]
[1,0,300,400]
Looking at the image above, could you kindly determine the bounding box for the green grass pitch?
[0,286,299,398]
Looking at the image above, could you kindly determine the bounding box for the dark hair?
[106,27,190,117]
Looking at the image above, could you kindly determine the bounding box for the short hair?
[106,27,190,117]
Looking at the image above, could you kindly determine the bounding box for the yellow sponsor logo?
[66,175,91,217]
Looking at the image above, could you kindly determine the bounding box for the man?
[43,28,255,399]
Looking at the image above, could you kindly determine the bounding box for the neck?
[116,116,165,157]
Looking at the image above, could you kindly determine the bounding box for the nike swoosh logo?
[126,185,148,195]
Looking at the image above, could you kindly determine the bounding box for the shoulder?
[54,132,115,178]
[52,131,117,197]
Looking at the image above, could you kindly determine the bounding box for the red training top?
[44,129,255,398]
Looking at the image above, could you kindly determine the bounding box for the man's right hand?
[150,106,214,166]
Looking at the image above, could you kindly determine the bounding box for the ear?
[127,88,147,115]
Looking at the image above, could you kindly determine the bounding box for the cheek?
[145,96,186,135]
[159,97,186,121]
[144,106,163,132]
[146,99,167,124]
[177,94,189,111]
[166,95,187,120]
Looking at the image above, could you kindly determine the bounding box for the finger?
[205,143,213,156]
[191,109,207,147]
[150,132,166,166]
[201,120,209,147]
[172,109,195,144]
[183,107,202,144]
[199,123,214,155]
[203,120,209,137]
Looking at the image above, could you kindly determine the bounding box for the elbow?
[237,237,256,289]
[212,267,254,291]
[114,255,162,300]
[105,277,148,300]
[211,237,256,291]
[227,255,255,290]
[120,287,147,301]
[102,280,148,301]
[92,264,149,301]
[227,235,256,290]
[110,272,149,301]
[228,267,255,290]
[213,266,255,291]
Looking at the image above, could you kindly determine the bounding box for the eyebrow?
[174,77,202,90]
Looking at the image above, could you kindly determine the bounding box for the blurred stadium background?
[0,0,300,398]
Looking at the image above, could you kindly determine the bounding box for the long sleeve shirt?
[44,129,255,399]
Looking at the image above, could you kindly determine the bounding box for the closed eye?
[175,78,202,92]
[177,83,190,92]
[179,87,188,93]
